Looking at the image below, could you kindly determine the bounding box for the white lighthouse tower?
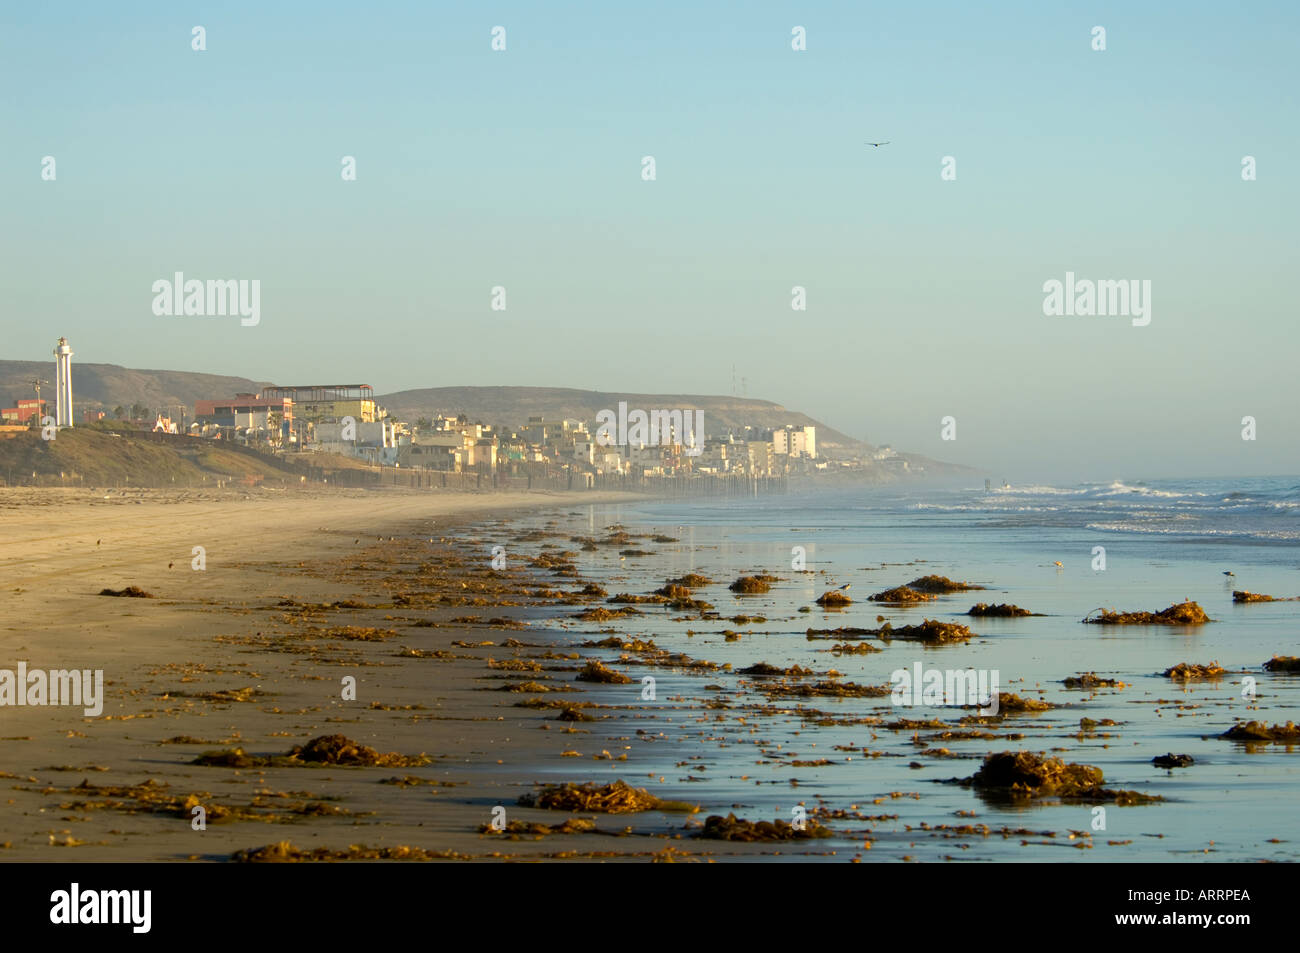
[54,337,73,428]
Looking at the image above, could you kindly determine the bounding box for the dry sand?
[0,485,743,861]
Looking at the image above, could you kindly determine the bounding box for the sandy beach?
[1,485,753,862]
[5,480,1296,864]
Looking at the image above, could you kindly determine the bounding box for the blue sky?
[3,1,1297,479]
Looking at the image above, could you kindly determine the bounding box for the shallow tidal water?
[510,478,1300,862]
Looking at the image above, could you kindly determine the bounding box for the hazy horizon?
[4,1,1296,481]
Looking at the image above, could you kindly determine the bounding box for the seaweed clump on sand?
[815,590,853,607]
[191,734,430,769]
[694,813,831,841]
[573,606,641,622]
[575,660,633,684]
[231,841,461,863]
[1062,673,1125,689]
[1083,601,1210,625]
[907,575,985,594]
[1161,661,1225,681]
[968,603,1036,617]
[519,780,697,814]
[479,818,598,837]
[869,586,936,604]
[1220,721,1300,742]
[99,586,154,598]
[289,735,431,767]
[729,576,771,595]
[965,751,1160,804]
[1263,656,1300,673]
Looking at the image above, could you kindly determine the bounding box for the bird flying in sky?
[865,141,890,147]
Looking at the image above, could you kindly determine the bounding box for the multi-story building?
[772,425,817,460]
[260,384,383,425]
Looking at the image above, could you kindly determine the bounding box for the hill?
[0,360,268,417]
[0,427,302,487]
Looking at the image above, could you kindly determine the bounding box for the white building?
[53,337,73,427]
[772,425,816,459]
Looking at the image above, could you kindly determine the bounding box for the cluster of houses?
[180,383,825,478]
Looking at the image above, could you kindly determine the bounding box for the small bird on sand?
[837,583,852,591]
[1223,571,1235,576]
[168,561,174,569]
[96,539,102,546]
[1054,561,1063,568]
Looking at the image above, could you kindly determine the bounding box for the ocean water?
[523,477,1300,862]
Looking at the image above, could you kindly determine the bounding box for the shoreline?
[4,482,1288,862]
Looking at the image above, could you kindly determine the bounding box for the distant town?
[2,339,925,483]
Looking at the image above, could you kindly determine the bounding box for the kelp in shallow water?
[968,603,1036,617]
[876,619,974,644]
[1220,720,1300,742]
[1062,673,1125,689]
[907,575,985,593]
[1162,661,1225,680]
[815,590,852,606]
[964,751,1161,804]
[869,586,935,604]
[1232,590,1299,603]
[1084,601,1210,625]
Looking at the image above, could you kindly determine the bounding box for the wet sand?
[2,486,748,861]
